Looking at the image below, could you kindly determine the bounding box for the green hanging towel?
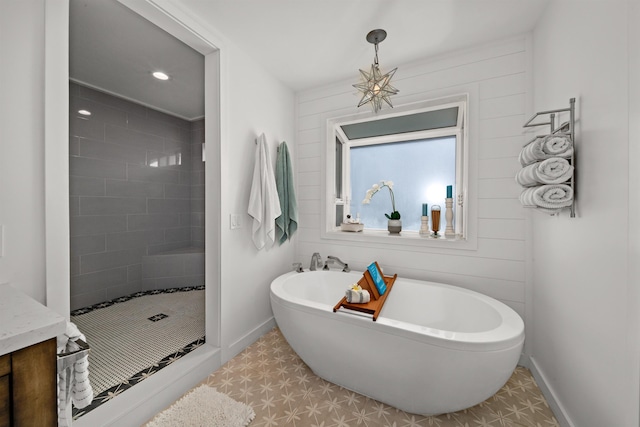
[275,141,298,244]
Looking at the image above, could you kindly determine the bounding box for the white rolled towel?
[57,322,82,353]
[345,289,370,304]
[516,157,574,187]
[519,135,573,166]
[520,184,573,211]
[71,355,93,409]
[58,367,72,427]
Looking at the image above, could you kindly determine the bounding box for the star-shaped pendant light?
[353,29,399,113]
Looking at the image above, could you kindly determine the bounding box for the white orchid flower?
[362,179,399,218]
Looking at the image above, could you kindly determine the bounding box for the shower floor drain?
[148,313,169,322]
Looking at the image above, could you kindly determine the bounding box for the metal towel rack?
[522,98,576,217]
[57,338,90,372]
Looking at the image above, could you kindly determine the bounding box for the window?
[350,136,456,231]
[325,94,470,242]
[334,137,344,227]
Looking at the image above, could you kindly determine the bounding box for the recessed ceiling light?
[152,71,170,81]
[78,109,91,116]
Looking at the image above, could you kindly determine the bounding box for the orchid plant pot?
[363,181,402,234]
[387,219,402,234]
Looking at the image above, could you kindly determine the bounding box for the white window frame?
[321,90,479,250]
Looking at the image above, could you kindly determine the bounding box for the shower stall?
[68,81,205,417]
[69,81,205,308]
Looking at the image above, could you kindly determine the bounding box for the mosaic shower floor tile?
[70,286,205,419]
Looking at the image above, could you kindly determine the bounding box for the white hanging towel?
[248,133,281,250]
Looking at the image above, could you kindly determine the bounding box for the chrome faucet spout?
[310,253,323,271]
[324,256,350,272]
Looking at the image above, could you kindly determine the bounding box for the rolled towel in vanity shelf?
[345,289,370,304]
[516,157,574,187]
[519,184,573,210]
[519,134,573,166]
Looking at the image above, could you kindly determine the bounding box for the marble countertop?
[0,283,66,356]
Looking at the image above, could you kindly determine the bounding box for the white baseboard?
[224,317,276,363]
[74,343,221,427]
[519,354,574,427]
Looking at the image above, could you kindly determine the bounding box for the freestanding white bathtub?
[270,270,524,415]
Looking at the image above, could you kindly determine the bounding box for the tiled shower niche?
[69,82,205,310]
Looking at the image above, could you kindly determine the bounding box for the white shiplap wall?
[294,36,530,319]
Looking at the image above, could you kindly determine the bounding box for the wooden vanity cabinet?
[0,353,10,427]
[0,339,57,427]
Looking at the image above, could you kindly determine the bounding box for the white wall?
[295,37,530,322]
[531,1,638,426]
[0,0,47,302]
[218,41,296,362]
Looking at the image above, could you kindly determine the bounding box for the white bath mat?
[146,385,255,427]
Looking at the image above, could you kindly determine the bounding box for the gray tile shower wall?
[141,249,205,290]
[69,82,205,310]
[190,119,205,249]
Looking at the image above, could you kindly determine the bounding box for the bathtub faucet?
[323,256,350,272]
[309,253,323,271]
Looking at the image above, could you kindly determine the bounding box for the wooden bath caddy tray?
[333,262,397,321]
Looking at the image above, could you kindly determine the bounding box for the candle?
[422,203,428,216]
[446,185,453,198]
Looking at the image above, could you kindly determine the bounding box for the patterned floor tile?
[197,328,559,427]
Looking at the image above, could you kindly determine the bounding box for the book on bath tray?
[366,262,386,296]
